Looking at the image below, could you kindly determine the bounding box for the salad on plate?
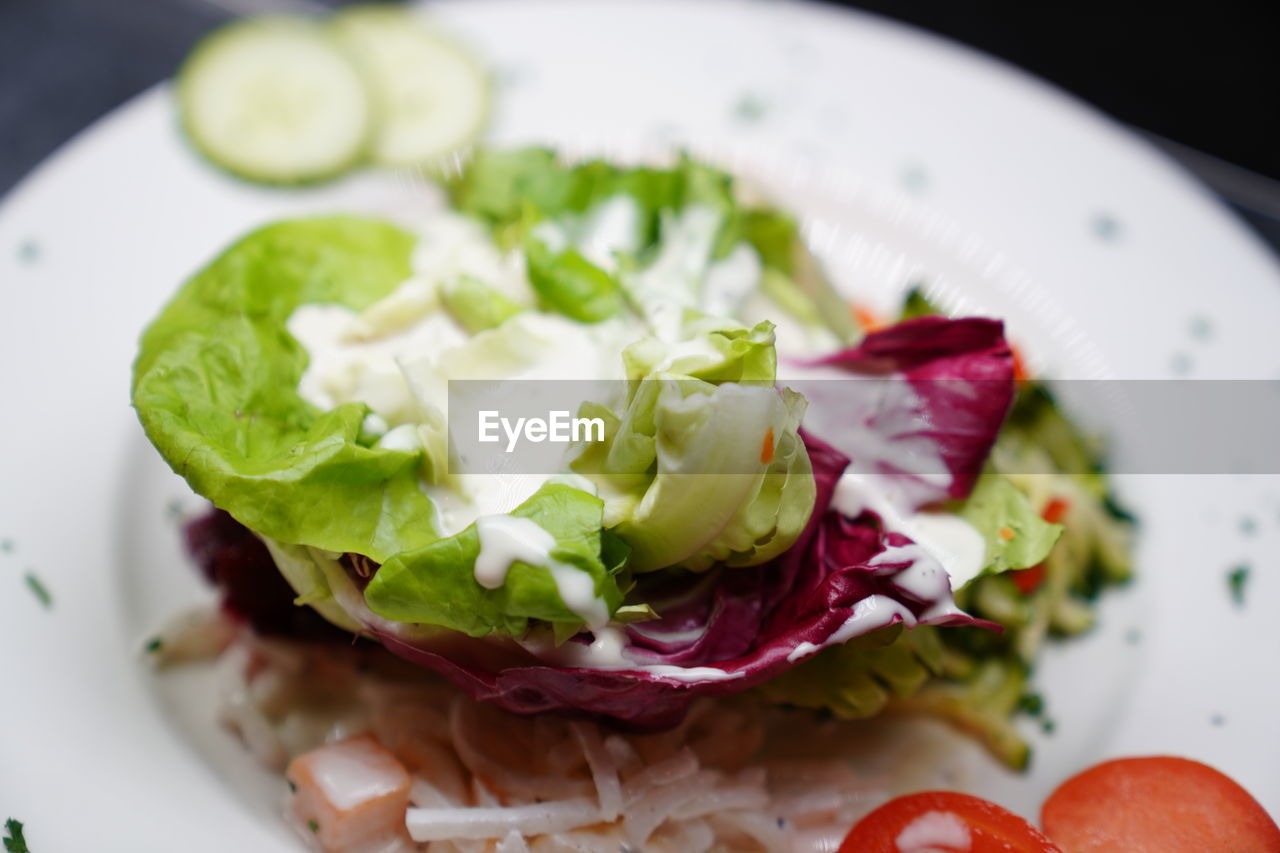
[131,143,1138,851]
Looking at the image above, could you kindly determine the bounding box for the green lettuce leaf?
[134,217,629,639]
[440,275,523,333]
[449,148,737,252]
[954,473,1063,574]
[259,538,364,633]
[524,235,624,322]
[574,321,815,572]
[449,150,751,326]
[132,217,441,562]
[364,483,627,637]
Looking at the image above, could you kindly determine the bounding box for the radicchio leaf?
[794,315,1014,504]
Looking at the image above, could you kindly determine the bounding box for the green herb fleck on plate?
[3,818,29,853]
[1227,564,1250,607]
[24,572,51,609]
[308,819,319,833]
[1092,213,1121,241]
[1017,692,1045,716]
[144,637,164,654]
[901,165,929,193]
[732,94,768,123]
[0,538,13,554]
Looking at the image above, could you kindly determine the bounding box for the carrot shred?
[851,303,881,332]
[1010,343,1031,381]
[760,428,775,464]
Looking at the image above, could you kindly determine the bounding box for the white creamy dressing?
[427,475,547,538]
[625,205,765,342]
[376,423,422,453]
[523,625,741,683]
[411,212,532,305]
[868,542,971,623]
[473,515,609,629]
[290,232,641,535]
[832,471,988,590]
[786,595,918,663]
[473,516,557,589]
[289,303,467,421]
[701,243,763,319]
[577,195,643,273]
[778,361,956,510]
[530,195,645,275]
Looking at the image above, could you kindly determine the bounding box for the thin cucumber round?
[330,6,490,167]
[178,17,372,184]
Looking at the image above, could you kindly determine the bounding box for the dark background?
[2,0,1278,242]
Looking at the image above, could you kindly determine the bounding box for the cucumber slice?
[330,6,489,167]
[178,17,371,184]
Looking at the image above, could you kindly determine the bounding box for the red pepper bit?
[1010,497,1072,594]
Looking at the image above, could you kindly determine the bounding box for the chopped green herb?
[0,539,13,554]
[166,499,185,521]
[3,818,28,853]
[1017,692,1045,716]
[1041,719,1057,735]
[307,819,319,833]
[288,779,297,794]
[17,240,39,264]
[1227,564,1250,607]
[24,572,51,609]
[144,637,164,654]
[1239,516,1258,536]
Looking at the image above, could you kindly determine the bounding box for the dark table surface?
[4,0,1280,253]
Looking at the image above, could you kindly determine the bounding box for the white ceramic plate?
[3,1,1279,848]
